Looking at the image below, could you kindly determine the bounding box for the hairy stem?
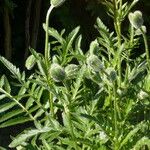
[141,28,150,70]
[65,108,79,150]
[113,0,122,87]
[45,5,54,68]
[113,85,119,150]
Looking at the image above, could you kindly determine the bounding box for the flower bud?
[25,55,36,70]
[51,0,65,7]
[50,63,66,82]
[106,68,117,82]
[128,11,143,29]
[135,25,147,35]
[87,54,103,72]
[65,64,79,79]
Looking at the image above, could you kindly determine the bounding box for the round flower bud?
[65,64,79,79]
[25,55,36,70]
[51,0,65,7]
[128,11,143,29]
[106,68,117,82]
[50,63,66,82]
[87,54,103,72]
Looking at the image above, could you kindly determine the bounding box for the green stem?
[113,0,122,87]
[125,25,134,84]
[141,28,150,70]
[130,25,134,44]
[65,108,79,150]
[113,85,119,150]
[45,5,54,68]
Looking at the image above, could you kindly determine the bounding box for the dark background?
[0,0,149,66]
[0,0,150,148]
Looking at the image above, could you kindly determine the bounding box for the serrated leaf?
[62,26,80,64]
[120,123,144,149]
[0,75,5,88]
[0,56,21,80]
[0,94,6,100]
[0,109,24,123]
[132,137,150,150]
[3,76,11,93]
[25,97,35,109]
[0,117,32,128]
[43,24,64,44]
[0,101,16,113]
[9,126,52,147]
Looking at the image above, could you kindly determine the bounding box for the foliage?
[0,0,150,149]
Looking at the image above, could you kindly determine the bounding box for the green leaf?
[62,26,80,64]
[0,94,6,100]
[0,117,32,128]
[0,101,16,113]
[43,24,64,44]
[133,137,150,150]
[3,75,11,93]
[0,109,24,123]
[9,126,52,148]
[0,56,21,80]
[120,123,145,149]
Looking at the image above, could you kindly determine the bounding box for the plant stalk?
[66,108,79,150]
[113,85,119,150]
[45,5,54,68]
[113,0,122,87]
[141,28,150,70]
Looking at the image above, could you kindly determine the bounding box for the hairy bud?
[106,68,117,82]
[51,0,65,7]
[25,55,36,70]
[87,54,103,72]
[65,64,79,79]
[50,63,66,82]
[128,11,143,29]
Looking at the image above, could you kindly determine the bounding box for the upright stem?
[113,0,122,87]
[113,85,119,150]
[65,108,79,150]
[45,5,54,68]
[45,5,55,117]
[141,29,150,70]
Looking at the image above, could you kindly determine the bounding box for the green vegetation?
[0,0,150,149]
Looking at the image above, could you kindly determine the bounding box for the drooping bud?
[87,54,103,72]
[51,0,65,8]
[25,55,36,70]
[128,10,143,29]
[106,68,117,82]
[65,64,79,79]
[135,25,147,35]
[50,63,66,82]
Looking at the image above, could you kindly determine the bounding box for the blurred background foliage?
[0,0,150,147]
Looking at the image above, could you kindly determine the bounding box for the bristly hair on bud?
[51,0,65,8]
[65,64,79,79]
[87,54,103,72]
[25,55,36,70]
[49,63,66,82]
[128,10,143,29]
